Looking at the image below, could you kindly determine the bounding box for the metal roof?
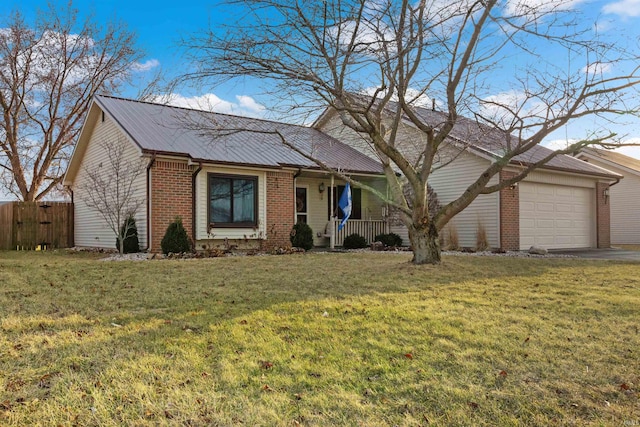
[315,98,620,179]
[407,107,620,178]
[580,147,640,175]
[95,95,384,175]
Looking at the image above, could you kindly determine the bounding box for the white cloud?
[131,59,160,72]
[603,0,640,17]
[361,86,437,108]
[480,90,549,129]
[157,93,266,117]
[582,62,613,75]
[541,138,575,150]
[504,0,586,16]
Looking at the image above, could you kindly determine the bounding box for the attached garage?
[519,182,594,250]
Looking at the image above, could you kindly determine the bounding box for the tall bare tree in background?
[0,2,144,201]
[182,0,640,264]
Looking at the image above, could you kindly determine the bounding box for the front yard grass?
[0,251,639,426]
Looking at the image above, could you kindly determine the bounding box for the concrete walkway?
[549,248,640,261]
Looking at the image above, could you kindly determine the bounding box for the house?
[576,148,640,245]
[63,95,388,252]
[315,105,621,251]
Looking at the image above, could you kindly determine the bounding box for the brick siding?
[595,182,611,248]
[150,160,194,253]
[499,170,520,251]
[263,171,295,249]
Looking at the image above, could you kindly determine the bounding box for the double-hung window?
[208,174,258,227]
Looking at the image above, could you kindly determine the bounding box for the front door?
[296,187,308,223]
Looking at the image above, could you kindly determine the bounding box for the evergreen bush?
[374,232,403,247]
[290,222,314,251]
[343,233,368,249]
[161,217,192,254]
[116,215,139,254]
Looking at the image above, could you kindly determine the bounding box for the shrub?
[161,217,192,254]
[374,232,403,247]
[290,222,314,251]
[475,221,489,251]
[116,215,139,254]
[444,223,460,251]
[343,233,368,249]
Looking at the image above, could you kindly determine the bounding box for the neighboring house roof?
[93,95,384,174]
[315,102,620,179]
[579,147,640,176]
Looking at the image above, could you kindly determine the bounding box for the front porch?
[294,172,390,248]
[322,218,389,248]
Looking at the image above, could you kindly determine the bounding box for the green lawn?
[1,251,639,426]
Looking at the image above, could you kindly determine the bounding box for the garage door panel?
[519,182,594,250]
[556,204,572,213]
[536,202,555,212]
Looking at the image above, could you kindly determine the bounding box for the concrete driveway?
[549,248,640,261]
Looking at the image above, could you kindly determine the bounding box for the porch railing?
[326,219,389,248]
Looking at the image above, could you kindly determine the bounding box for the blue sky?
[1,0,640,157]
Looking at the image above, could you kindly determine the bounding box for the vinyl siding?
[519,169,597,188]
[575,158,640,244]
[72,114,148,249]
[430,151,500,248]
[194,165,267,244]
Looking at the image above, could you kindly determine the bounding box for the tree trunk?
[408,222,441,265]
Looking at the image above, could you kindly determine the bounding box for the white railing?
[326,219,389,248]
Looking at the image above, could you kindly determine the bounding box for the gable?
[63,101,144,186]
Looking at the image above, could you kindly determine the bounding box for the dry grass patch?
[0,251,639,426]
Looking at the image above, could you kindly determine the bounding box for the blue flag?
[338,182,352,231]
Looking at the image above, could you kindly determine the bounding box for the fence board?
[0,202,74,250]
[0,203,14,250]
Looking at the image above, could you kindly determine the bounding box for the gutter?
[145,154,157,251]
[191,162,203,248]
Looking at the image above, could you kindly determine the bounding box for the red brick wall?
[595,182,611,248]
[264,171,295,249]
[499,170,520,251]
[150,160,194,252]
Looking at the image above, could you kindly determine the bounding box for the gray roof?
[407,107,620,178]
[580,147,640,174]
[95,95,384,174]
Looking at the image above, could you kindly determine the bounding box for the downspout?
[66,186,74,204]
[293,168,302,224]
[191,162,203,249]
[145,154,156,251]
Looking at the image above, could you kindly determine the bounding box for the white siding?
[430,151,500,248]
[577,159,640,244]
[194,166,267,247]
[520,169,596,188]
[72,115,147,250]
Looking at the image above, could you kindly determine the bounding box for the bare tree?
[0,2,144,201]
[180,0,640,264]
[77,138,146,254]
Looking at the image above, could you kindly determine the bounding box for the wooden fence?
[0,202,74,250]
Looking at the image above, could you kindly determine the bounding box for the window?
[328,185,361,220]
[296,187,308,223]
[208,174,258,227]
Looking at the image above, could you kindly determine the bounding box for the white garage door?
[519,182,594,250]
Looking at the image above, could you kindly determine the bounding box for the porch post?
[330,175,335,249]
